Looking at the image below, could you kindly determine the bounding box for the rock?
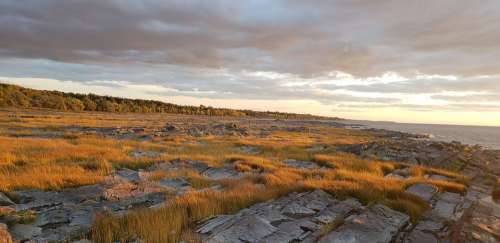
[0,193,14,206]
[385,173,406,180]
[10,224,42,242]
[205,215,277,243]
[315,199,360,224]
[403,220,443,243]
[197,215,234,234]
[262,219,318,242]
[202,167,243,180]
[406,183,438,202]
[102,181,137,200]
[129,151,161,158]
[404,229,439,243]
[236,146,260,154]
[319,204,409,243]
[428,174,449,181]
[282,159,319,169]
[0,223,12,243]
[33,208,71,227]
[115,168,140,182]
[71,240,92,243]
[158,178,190,189]
[282,202,317,218]
[433,192,462,218]
[13,190,63,212]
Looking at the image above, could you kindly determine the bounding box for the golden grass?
[91,181,302,243]
[0,109,473,242]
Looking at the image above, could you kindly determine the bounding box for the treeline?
[0,83,330,119]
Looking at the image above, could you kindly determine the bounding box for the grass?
[0,109,473,242]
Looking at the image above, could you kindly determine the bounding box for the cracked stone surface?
[318,204,410,243]
[405,183,438,202]
[198,190,364,243]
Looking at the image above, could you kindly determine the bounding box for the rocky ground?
[0,111,498,243]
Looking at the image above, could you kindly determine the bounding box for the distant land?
[0,83,334,120]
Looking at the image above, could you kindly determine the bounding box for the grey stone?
[433,192,462,218]
[129,151,161,158]
[262,219,318,243]
[205,215,277,243]
[10,224,42,241]
[202,167,243,180]
[197,215,234,234]
[428,174,449,181]
[282,202,316,217]
[33,208,71,227]
[115,168,140,182]
[406,183,438,202]
[319,204,409,243]
[404,230,439,243]
[314,199,360,224]
[159,178,189,188]
[282,159,319,169]
[0,193,14,206]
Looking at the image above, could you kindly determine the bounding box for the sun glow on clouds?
[3,69,500,126]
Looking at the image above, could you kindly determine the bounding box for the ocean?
[338,120,500,150]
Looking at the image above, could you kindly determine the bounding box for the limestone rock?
[406,183,438,202]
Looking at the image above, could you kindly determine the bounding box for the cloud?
[2,0,500,77]
[1,0,500,124]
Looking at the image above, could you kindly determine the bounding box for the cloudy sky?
[1,0,500,126]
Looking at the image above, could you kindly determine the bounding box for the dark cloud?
[2,0,500,77]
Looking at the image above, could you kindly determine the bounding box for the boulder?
[0,223,12,243]
[405,183,438,202]
[0,193,14,206]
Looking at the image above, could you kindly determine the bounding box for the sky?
[1,0,500,126]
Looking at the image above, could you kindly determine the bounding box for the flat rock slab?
[433,192,462,219]
[403,219,443,243]
[10,224,42,242]
[199,190,361,243]
[202,167,244,180]
[205,215,277,243]
[406,183,438,202]
[319,204,410,243]
[114,168,140,182]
